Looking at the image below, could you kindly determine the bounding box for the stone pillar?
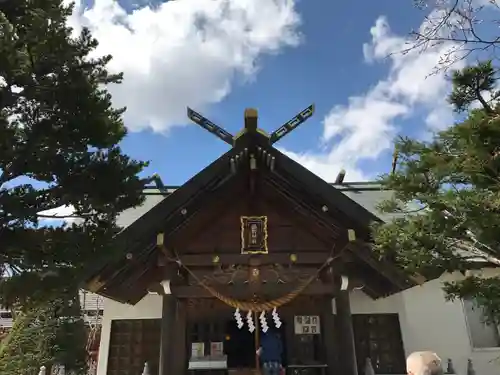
[336,275,358,375]
[159,280,177,375]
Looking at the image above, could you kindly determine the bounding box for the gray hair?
[406,351,443,375]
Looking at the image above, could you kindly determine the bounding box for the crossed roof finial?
[187,104,315,146]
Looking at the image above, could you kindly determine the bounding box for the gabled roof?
[83,121,417,303]
[120,182,391,227]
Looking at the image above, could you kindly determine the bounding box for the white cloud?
[66,0,301,133]
[282,15,465,182]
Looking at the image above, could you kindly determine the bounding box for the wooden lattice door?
[352,314,406,374]
[107,319,161,375]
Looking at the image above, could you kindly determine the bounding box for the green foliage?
[373,60,500,325]
[0,288,87,375]
[0,0,149,372]
[448,61,498,113]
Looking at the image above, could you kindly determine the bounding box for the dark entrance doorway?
[223,317,288,370]
[224,320,255,368]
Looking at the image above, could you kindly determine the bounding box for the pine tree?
[0,0,148,372]
[0,289,87,375]
[373,60,500,326]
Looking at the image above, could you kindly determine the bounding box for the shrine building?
[83,107,500,375]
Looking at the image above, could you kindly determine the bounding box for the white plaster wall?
[96,294,162,375]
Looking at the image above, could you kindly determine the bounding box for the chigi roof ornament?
[186,104,315,146]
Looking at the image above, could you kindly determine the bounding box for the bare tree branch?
[403,0,500,70]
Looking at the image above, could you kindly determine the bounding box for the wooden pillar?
[336,276,358,375]
[322,298,337,375]
[284,310,295,366]
[173,300,187,375]
[159,286,178,375]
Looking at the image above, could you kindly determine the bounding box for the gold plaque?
[240,216,268,254]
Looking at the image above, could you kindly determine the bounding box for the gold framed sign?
[240,216,268,254]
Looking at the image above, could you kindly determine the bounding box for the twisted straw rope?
[174,252,341,312]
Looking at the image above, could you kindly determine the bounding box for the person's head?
[406,352,443,375]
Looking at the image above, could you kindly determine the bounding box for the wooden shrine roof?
[82,114,419,304]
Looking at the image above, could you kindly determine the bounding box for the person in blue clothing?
[257,331,283,375]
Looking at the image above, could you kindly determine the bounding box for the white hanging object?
[235,308,244,329]
[39,366,47,375]
[364,358,375,375]
[142,362,151,375]
[246,310,253,324]
[271,307,282,328]
[247,311,255,332]
[259,310,269,333]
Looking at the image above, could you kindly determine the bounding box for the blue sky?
[66,0,476,185]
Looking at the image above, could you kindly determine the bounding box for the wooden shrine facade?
[84,107,417,375]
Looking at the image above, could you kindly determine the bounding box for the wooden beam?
[106,247,159,291]
[99,259,388,304]
[171,281,334,299]
[184,266,323,288]
[103,260,182,305]
[98,285,146,305]
[95,247,395,304]
[341,259,392,298]
[348,243,411,291]
[177,252,333,267]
